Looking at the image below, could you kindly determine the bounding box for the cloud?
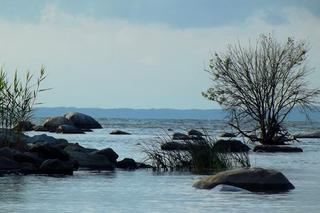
[0,5,319,108]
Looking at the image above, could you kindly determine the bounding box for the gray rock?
[110,130,131,135]
[43,116,73,132]
[64,112,102,129]
[253,145,303,153]
[26,134,68,146]
[56,125,84,134]
[40,159,74,175]
[64,143,97,153]
[193,167,295,193]
[213,139,250,152]
[30,143,70,161]
[0,156,21,172]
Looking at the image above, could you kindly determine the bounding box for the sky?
[0,0,319,109]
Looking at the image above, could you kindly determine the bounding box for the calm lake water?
[0,118,319,213]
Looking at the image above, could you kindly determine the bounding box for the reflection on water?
[0,118,319,212]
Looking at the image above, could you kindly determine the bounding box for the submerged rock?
[188,129,204,137]
[213,139,250,152]
[117,158,138,170]
[64,112,102,129]
[253,145,303,153]
[193,167,295,193]
[39,159,74,175]
[56,125,85,134]
[220,132,237,138]
[110,130,131,135]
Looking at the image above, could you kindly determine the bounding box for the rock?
[172,132,190,140]
[14,121,35,132]
[43,116,73,132]
[0,147,42,166]
[67,151,115,170]
[253,145,303,153]
[213,139,250,152]
[56,125,85,134]
[220,132,237,138]
[116,158,138,170]
[193,167,295,193]
[33,125,49,132]
[30,143,70,161]
[110,130,131,135]
[39,159,74,175]
[294,131,320,138]
[0,156,21,172]
[0,130,29,151]
[137,162,153,169]
[64,112,102,129]
[26,134,68,146]
[161,142,191,151]
[64,143,97,153]
[188,129,204,137]
[93,148,118,164]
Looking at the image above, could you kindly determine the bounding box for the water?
[0,118,320,213]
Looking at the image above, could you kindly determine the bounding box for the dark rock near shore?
[220,132,237,138]
[253,145,303,153]
[0,156,21,172]
[64,112,102,129]
[14,121,35,132]
[30,143,70,161]
[39,159,74,175]
[26,134,68,146]
[93,148,118,164]
[64,143,97,153]
[117,158,138,170]
[43,116,73,132]
[193,167,295,193]
[213,139,250,152]
[56,125,85,134]
[110,130,131,135]
[172,132,190,140]
[161,142,190,151]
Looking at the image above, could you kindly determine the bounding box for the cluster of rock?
[0,132,151,175]
[18,112,102,134]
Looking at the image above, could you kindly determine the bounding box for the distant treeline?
[33,107,320,121]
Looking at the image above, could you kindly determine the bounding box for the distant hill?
[33,107,320,121]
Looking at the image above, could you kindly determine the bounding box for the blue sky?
[0,0,319,109]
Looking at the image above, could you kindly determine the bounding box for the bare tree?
[203,34,320,145]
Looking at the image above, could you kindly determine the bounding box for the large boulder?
[92,148,118,164]
[56,125,84,134]
[30,143,70,161]
[43,116,73,132]
[193,167,295,193]
[116,158,137,170]
[64,112,102,129]
[294,131,320,138]
[67,151,115,170]
[213,139,250,152]
[39,159,74,175]
[110,130,131,135]
[253,145,303,153]
[0,156,21,173]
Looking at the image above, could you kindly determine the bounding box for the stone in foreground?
[253,145,303,153]
[193,167,295,193]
